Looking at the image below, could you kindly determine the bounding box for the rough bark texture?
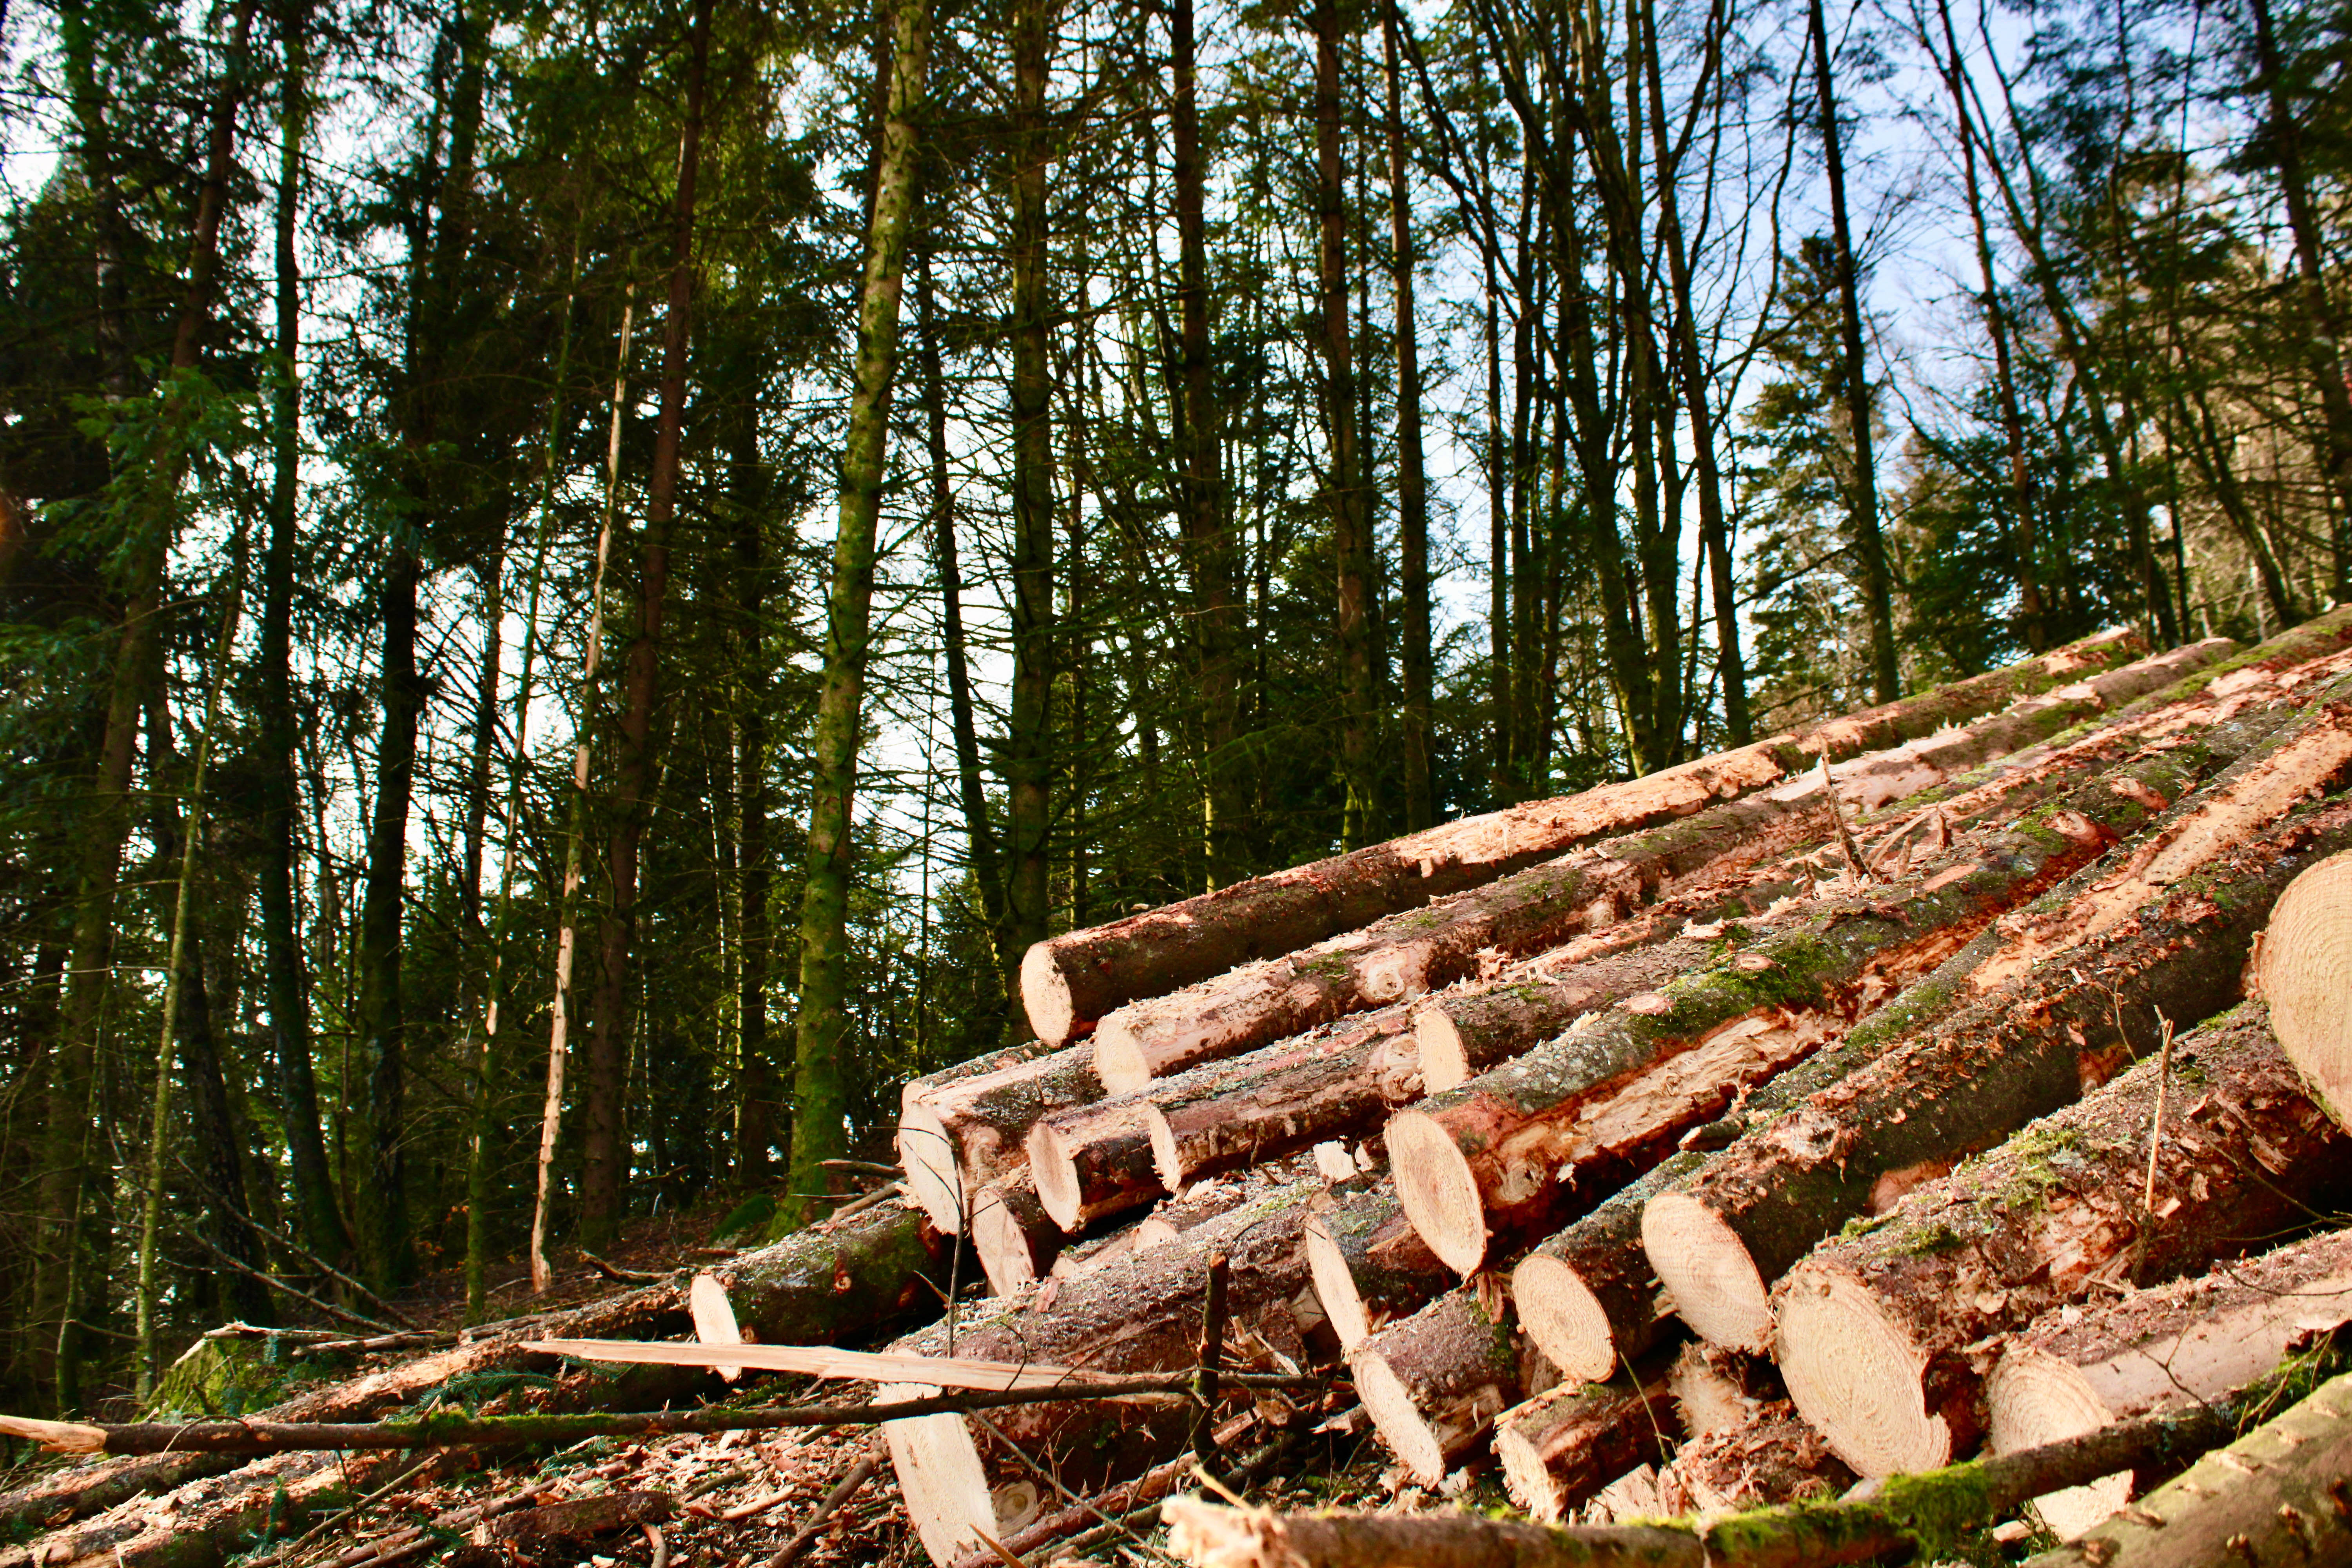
[1022,632,2151,1047]
[2023,1371,2352,1568]
[1511,1152,1703,1383]
[1303,1180,1451,1352]
[1494,1348,1681,1522]
[1091,639,2217,1092]
[1775,1002,2349,1479]
[897,1043,1102,1233]
[1646,692,2352,1355]
[882,1180,1317,1566]
[1026,1102,1165,1231]
[1354,1287,1556,1485]
[1989,1225,2352,1540]
[1142,1004,1421,1187]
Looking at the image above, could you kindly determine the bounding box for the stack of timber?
[32,613,2352,1568]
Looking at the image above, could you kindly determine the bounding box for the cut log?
[1988,1225,2352,1540]
[1131,1161,1311,1251]
[1140,1005,1420,1188]
[881,1178,1317,1567]
[1416,945,1716,1094]
[1773,1001,2350,1479]
[2256,847,2352,1125]
[965,1174,1058,1295]
[2022,1370,2352,1568]
[1025,630,2152,1047]
[897,1044,1102,1234]
[1493,1347,1681,1522]
[1025,1102,1165,1231]
[1087,639,2218,1093]
[1302,1181,1452,1351]
[1646,690,2352,1356]
[1511,1152,1702,1382]
[1650,1403,1855,1516]
[1353,1286,1557,1485]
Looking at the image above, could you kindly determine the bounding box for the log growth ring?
[1412,1008,1474,1094]
[1302,1216,1372,1350]
[1641,1192,1773,1354]
[898,1097,965,1235]
[1018,940,1077,1047]
[1775,1265,1952,1477]
[1385,1110,1488,1276]
[1509,1254,1617,1384]
[2262,849,2352,1127]
[1349,1350,1449,1486]
[1985,1346,2133,1541]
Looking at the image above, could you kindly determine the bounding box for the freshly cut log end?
[1300,1186,1452,1353]
[2261,848,2352,1125]
[967,1180,1055,1296]
[1641,1191,1771,1354]
[1091,1020,1154,1097]
[1775,1266,1950,1477]
[1667,1342,1769,1439]
[899,1096,964,1236]
[1350,1350,1450,1487]
[1507,1256,1616,1386]
[880,1385,1041,1568]
[1352,1290,1533,1486]
[1491,1350,1679,1523]
[1302,1216,1371,1350]
[1025,1111,1163,1233]
[1019,940,1079,1048]
[1145,1109,1183,1190]
[687,1274,744,1383]
[1984,1348,2132,1540]
[1385,1109,1485,1276]
[1412,1007,1473,1095]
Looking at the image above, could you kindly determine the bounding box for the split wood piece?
[1091,639,2214,1095]
[1773,1001,2351,1480]
[1141,1005,1420,1189]
[1025,1102,1165,1231]
[690,1273,745,1382]
[1511,1152,1702,1381]
[1399,707,2294,1281]
[898,1044,1103,1234]
[2023,1369,2352,1568]
[968,1174,1059,1295]
[1988,1225,2352,1540]
[1352,1285,1556,1485]
[1667,1341,1779,1439]
[1024,630,2149,1048]
[1649,1402,1855,1517]
[882,1177,1319,1567]
[1161,1327,2352,1568]
[0,1198,951,1541]
[2256,847,2352,1127]
[1646,694,2352,1357]
[1303,1181,1452,1351]
[1493,1345,1681,1522]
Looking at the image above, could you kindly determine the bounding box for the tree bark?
[1020,630,2149,1047]
[1025,1103,1165,1231]
[1493,1347,1681,1523]
[1776,1002,2350,1479]
[1990,1226,2352,1541]
[1303,1180,1451,1351]
[968,1173,1060,1294]
[1643,686,2352,1355]
[1382,10,1433,831]
[1353,1287,1553,1486]
[581,0,708,1242]
[897,1042,1102,1233]
[1511,1151,1703,1383]
[788,0,932,1219]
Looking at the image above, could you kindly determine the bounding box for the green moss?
[1891,1220,1967,1256]
[147,1336,295,1420]
[714,1191,777,1244]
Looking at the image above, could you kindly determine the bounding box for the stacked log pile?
[24,612,2352,1568]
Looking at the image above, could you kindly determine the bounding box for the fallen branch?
[0,1370,1326,1457]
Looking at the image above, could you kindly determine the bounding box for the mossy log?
[1494,1346,1682,1521]
[1644,694,2352,1356]
[1989,1225,2352,1540]
[880,1178,1319,1566]
[1774,1002,2350,1480]
[1512,1152,1704,1382]
[1021,630,2150,1049]
[1352,1286,1556,1485]
[2023,1370,2352,1568]
[897,1044,1104,1234]
[1088,638,2209,1096]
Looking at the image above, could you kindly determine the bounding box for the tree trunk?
[1022,628,2149,1049]
[1806,0,1896,702]
[728,367,775,1177]
[581,0,709,1242]
[897,1042,1102,1233]
[1397,711,2259,1277]
[1303,1180,1450,1351]
[2024,1372,2352,1568]
[787,0,932,1220]
[356,534,421,1289]
[1777,1002,2350,1479]
[1493,1348,1682,1523]
[1001,0,1056,980]
[883,1180,1317,1566]
[258,0,347,1267]
[1382,11,1433,831]
[1511,1151,1702,1383]
[1353,1286,1552,1486]
[1990,1226,2352,1542]
[1643,686,2352,1354]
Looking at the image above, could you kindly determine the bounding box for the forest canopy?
[0,0,2345,1418]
